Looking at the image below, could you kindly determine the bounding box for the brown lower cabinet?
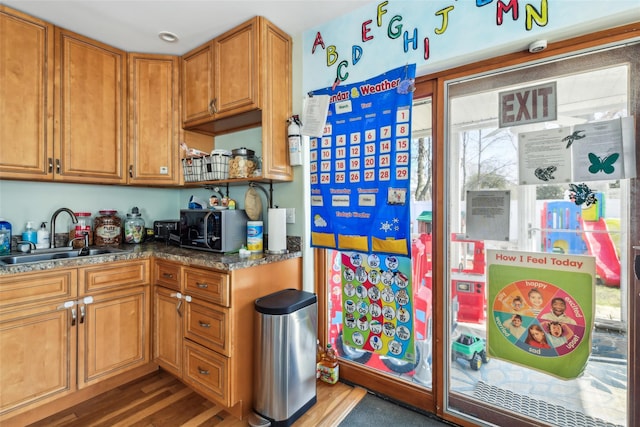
[153,257,302,419]
[0,260,154,427]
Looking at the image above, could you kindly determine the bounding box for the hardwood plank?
[25,371,370,427]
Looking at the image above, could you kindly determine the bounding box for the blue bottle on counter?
[22,221,37,245]
[0,218,12,254]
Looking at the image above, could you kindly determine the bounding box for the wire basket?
[182,157,203,182]
[203,151,230,180]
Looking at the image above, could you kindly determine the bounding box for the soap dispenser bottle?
[22,221,37,245]
[36,222,50,249]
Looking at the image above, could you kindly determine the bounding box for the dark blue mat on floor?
[338,393,453,427]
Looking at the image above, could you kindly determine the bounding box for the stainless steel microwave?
[179,209,248,253]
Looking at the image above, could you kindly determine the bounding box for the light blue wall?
[302,0,640,91]
[0,180,181,235]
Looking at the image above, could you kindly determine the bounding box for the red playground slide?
[580,218,620,287]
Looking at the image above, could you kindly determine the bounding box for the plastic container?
[124,207,145,244]
[36,222,50,249]
[318,343,339,384]
[70,212,93,248]
[316,339,325,379]
[94,210,122,247]
[247,221,263,252]
[0,219,12,254]
[22,221,37,245]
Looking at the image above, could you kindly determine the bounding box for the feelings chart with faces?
[309,64,415,256]
[492,279,587,358]
[487,250,595,379]
[341,251,416,363]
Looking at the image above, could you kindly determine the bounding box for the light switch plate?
[286,208,295,224]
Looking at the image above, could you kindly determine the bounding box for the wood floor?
[26,370,367,427]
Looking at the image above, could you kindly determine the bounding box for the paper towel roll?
[267,208,287,253]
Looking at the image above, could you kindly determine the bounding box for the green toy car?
[452,333,489,370]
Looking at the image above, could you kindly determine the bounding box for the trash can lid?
[255,288,317,315]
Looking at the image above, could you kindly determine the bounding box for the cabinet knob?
[129,165,134,178]
[48,158,54,173]
[197,367,210,375]
[198,321,211,328]
[196,282,208,289]
[163,272,174,279]
[56,158,61,174]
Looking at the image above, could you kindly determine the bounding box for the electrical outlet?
[286,208,295,224]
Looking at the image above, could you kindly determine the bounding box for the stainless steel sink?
[0,247,131,265]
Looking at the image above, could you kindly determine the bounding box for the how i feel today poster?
[487,250,595,379]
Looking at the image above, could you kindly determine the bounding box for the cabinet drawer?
[154,260,181,291]
[0,269,77,308]
[184,267,229,306]
[183,339,230,407]
[79,259,149,294]
[185,298,229,356]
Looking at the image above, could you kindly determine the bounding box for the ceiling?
[3,0,372,55]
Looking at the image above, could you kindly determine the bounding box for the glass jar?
[94,209,122,247]
[69,212,93,248]
[229,147,258,178]
[124,207,145,244]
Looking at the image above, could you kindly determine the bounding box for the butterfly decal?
[568,183,597,207]
[588,152,619,174]
[562,130,586,148]
[534,165,557,181]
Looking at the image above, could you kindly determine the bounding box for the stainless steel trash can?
[253,288,317,427]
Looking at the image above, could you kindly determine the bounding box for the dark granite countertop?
[0,241,302,276]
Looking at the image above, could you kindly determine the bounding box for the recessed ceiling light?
[158,31,179,43]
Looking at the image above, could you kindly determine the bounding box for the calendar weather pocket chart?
[309,64,416,256]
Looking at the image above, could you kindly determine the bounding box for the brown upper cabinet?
[1,7,292,185]
[55,28,127,184]
[0,6,54,180]
[128,53,182,186]
[0,7,127,184]
[181,17,293,182]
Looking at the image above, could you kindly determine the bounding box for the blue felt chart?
[309,65,416,256]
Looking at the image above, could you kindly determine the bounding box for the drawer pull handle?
[198,321,211,328]
[196,282,208,289]
[198,367,210,375]
[162,273,174,279]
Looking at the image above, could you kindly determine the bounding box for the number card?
[309,65,416,255]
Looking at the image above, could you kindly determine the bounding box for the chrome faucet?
[50,208,78,248]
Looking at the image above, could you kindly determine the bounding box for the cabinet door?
[153,286,182,377]
[55,28,126,184]
[181,41,214,125]
[0,6,54,180]
[77,286,150,389]
[213,18,259,117]
[128,53,181,185]
[0,301,76,417]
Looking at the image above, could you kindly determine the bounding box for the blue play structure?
[541,193,620,287]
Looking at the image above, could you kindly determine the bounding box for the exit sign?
[499,82,557,128]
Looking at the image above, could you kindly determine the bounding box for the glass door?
[322,83,437,412]
[443,42,638,426]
